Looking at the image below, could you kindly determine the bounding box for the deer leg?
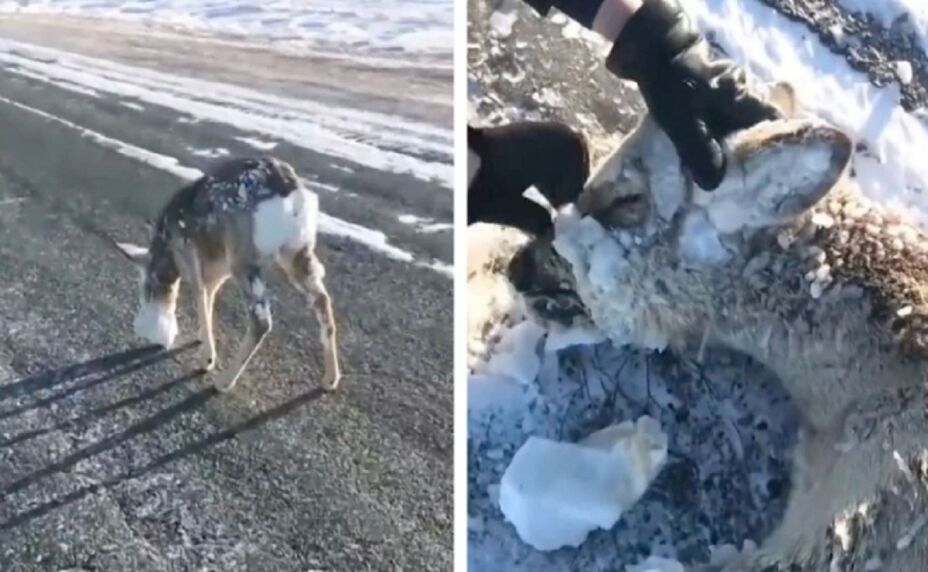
[214,268,271,393]
[181,249,220,372]
[281,247,340,390]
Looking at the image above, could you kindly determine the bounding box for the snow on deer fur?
[538,90,928,570]
[113,157,341,393]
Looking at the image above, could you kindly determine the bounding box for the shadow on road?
[0,342,197,421]
[0,371,328,531]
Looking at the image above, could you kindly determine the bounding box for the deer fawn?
[511,85,928,570]
[112,157,340,393]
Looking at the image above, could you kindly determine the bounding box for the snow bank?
[499,416,668,551]
[0,0,452,66]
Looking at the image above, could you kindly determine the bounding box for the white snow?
[235,136,278,151]
[0,95,203,181]
[489,0,520,38]
[317,213,415,264]
[499,417,668,551]
[894,60,914,85]
[0,38,454,189]
[0,0,452,67]
[187,146,229,158]
[5,66,100,97]
[398,213,453,233]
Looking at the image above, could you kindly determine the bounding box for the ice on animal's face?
[551,119,852,349]
[131,266,178,348]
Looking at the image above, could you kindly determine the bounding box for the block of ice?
[499,416,668,551]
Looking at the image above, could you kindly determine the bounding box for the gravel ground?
[758,0,928,111]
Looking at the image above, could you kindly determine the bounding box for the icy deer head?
[113,240,179,349]
[543,92,852,351]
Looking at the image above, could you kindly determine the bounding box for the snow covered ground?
[468,0,928,570]
[0,0,453,67]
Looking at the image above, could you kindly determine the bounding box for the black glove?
[606,0,782,190]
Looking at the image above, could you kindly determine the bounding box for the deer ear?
[697,120,852,234]
[112,241,150,266]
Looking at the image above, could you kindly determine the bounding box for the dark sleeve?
[521,0,604,29]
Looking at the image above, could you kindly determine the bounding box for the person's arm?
[521,0,781,190]
[521,0,641,40]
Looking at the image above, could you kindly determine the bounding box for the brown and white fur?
[519,86,928,570]
[113,157,340,392]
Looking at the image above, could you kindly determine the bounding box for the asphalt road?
[0,19,452,572]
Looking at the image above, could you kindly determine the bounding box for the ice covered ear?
[697,120,852,234]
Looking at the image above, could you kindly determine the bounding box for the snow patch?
[0,95,202,181]
[398,213,453,233]
[187,146,230,158]
[235,136,278,151]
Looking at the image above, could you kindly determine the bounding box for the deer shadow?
[0,343,328,532]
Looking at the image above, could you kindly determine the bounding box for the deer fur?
[519,86,928,570]
[112,157,340,392]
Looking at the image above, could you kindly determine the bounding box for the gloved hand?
[606,0,782,190]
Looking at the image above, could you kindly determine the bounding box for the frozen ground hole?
[469,331,802,570]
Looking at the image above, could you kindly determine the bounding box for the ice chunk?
[489,7,518,38]
[544,324,606,353]
[480,320,546,385]
[679,209,730,267]
[499,416,668,551]
[626,557,685,572]
[894,60,914,85]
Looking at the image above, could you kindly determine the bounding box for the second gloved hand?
[606,0,782,190]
